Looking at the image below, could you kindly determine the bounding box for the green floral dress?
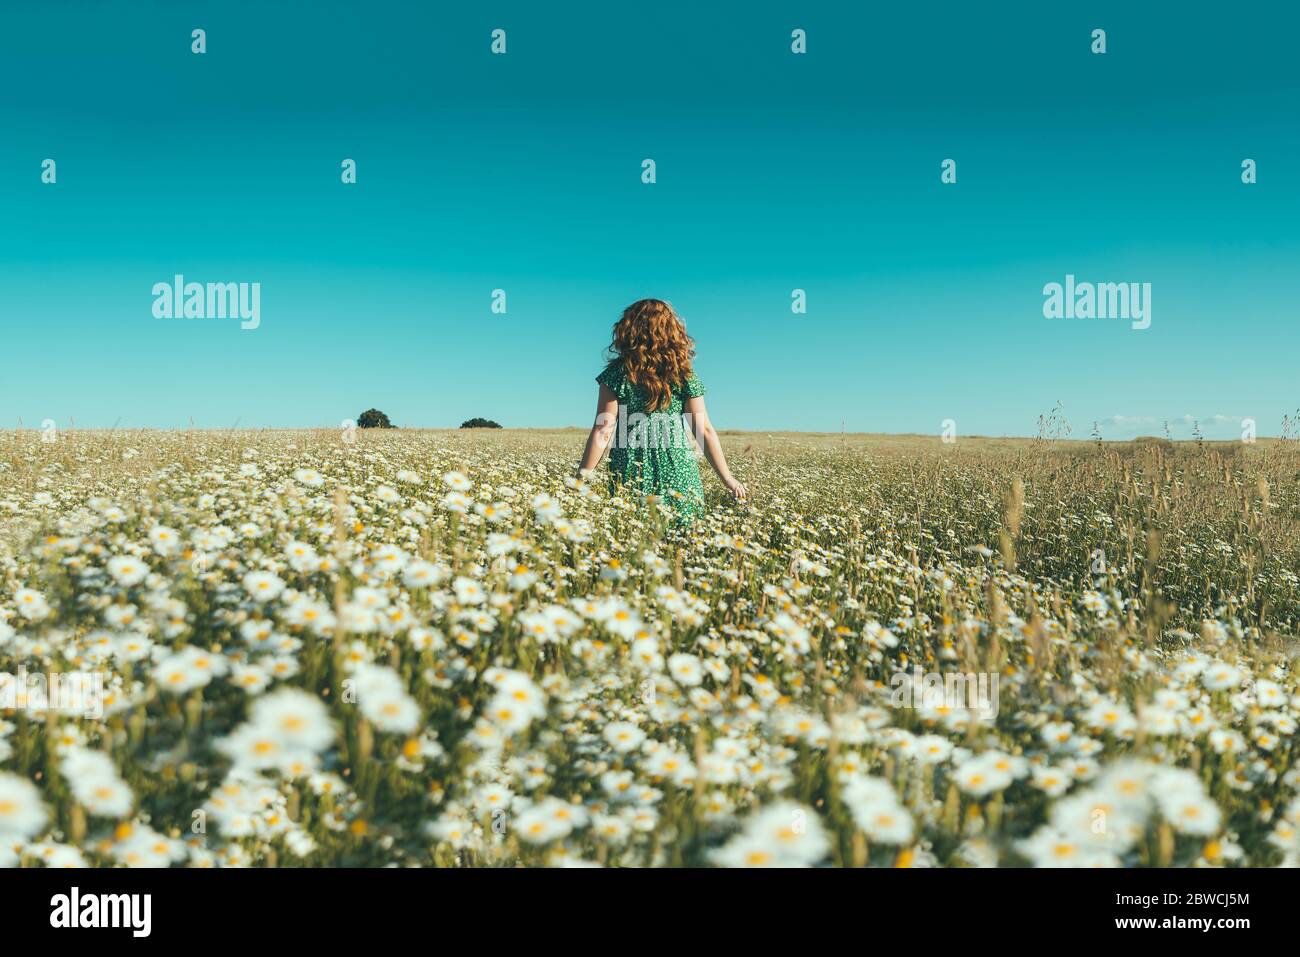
[596,360,707,519]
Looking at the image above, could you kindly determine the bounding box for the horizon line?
[3,426,1290,444]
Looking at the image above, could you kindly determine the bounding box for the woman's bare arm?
[577,383,619,474]
[684,395,747,500]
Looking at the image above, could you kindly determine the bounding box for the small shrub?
[358,409,394,429]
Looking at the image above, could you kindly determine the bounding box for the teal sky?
[1,1,1297,438]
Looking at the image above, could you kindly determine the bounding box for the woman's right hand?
[723,476,748,501]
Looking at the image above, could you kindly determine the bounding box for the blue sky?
[1,0,1296,437]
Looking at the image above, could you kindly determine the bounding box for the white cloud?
[1096,414,1250,438]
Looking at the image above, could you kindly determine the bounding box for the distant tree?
[1132,436,1174,450]
[460,418,503,429]
[358,409,393,429]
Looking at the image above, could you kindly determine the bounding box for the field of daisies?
[2,427,1300,868]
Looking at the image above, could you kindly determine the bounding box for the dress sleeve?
[596,363,621,391]
[682,372,706,399]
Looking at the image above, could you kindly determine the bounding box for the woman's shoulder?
[596,358,625,388]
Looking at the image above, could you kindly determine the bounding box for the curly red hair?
[606,299,696,412]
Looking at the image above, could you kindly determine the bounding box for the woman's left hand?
[723,476,748,501]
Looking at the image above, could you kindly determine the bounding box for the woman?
[577,299,747,518]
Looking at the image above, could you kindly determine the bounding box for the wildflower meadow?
[2,428,1299,868]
